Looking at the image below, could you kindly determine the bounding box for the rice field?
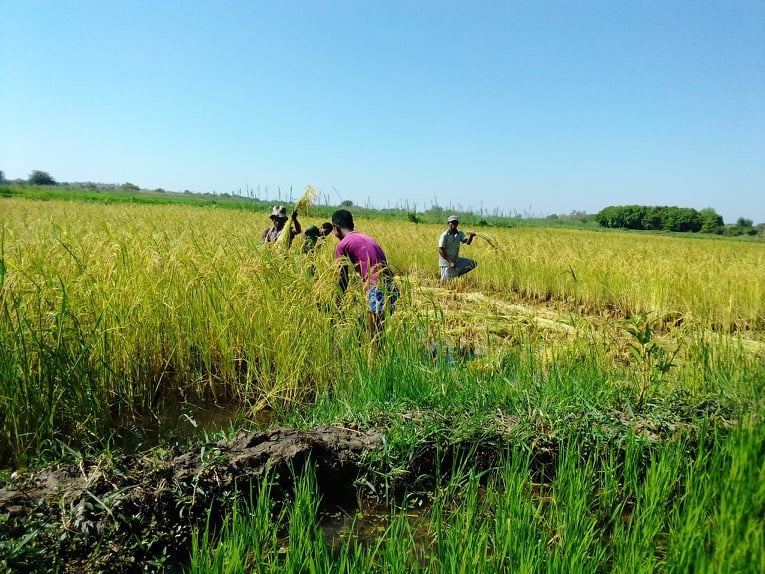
[1,196,764,571]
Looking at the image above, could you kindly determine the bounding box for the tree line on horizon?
[594,204,759,236]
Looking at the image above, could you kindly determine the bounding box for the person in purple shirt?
[331,209,399,335]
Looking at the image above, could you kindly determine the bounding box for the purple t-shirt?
[335,231,389,287]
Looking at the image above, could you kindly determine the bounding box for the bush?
[28,170,56,185]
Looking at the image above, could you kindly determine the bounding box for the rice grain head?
[476,232,500,250]
[295,185,318,213]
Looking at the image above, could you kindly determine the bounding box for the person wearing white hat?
[438,215,477,281]
[262,205,302,247]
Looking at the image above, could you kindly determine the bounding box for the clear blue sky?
[2,1,763,223]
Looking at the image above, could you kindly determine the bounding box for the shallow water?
[112,400,274,452]
[320,499,434,562]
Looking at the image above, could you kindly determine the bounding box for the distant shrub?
[723,219,757,237]
[28,170,56,185]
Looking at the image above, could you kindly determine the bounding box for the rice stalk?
[475,232,501,250]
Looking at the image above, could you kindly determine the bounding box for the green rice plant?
[689,422,765,572]
[544,441,607,572]
[189,475,280,572]
[280,464,334,573]
[662,427,716,571]
[365,506,425,573]
[486,451,544,572]
[612,443,684,572]
[429,470,490,572]
[596,424,765,573]
[187,424,764,573]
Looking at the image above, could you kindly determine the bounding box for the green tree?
[736,218,756,236]
[622,205,644,229]
[722,219,756,236]
[674,207,701,232]
[595,206,627,228]
[699,208,723,234]
[641,206,662,230]
[28,170,56,185]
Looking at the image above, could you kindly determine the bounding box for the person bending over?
[331,209,399,335]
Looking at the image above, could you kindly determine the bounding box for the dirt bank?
[0,426,382,573]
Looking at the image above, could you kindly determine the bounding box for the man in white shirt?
[438,215,477,281]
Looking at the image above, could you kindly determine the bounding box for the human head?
[269,205,288,229]
[304,225,320,238]
[270,205,288,221]
[331,209,355,232]
[447,215,460,229]
[320,222,333,237]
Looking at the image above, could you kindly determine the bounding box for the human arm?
[335,260,351,308]
[464,232,477,245]
[338,263,350,293]
[291,210,302,235]
[439,246,456,268]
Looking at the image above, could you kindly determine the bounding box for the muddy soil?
[0,426,383,573]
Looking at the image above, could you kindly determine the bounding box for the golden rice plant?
[357,217,765,333]
[0,199,352,460]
